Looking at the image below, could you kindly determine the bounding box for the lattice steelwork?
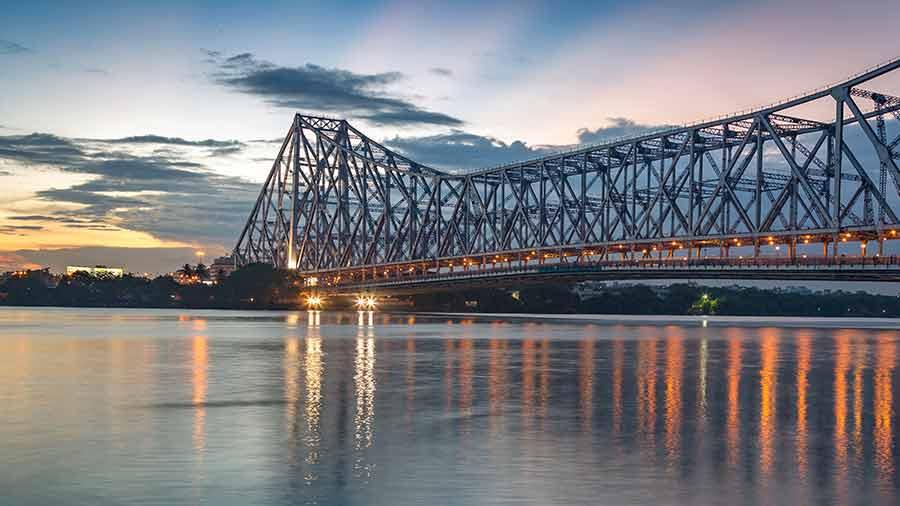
[234,58,900,281]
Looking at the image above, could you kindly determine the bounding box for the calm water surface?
[1,307,899,505]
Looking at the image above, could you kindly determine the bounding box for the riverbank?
[3,264,899,317]
[408,311,900,329]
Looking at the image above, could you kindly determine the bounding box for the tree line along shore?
[1,263,898,317]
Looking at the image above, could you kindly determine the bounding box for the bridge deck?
[319,256,900,294]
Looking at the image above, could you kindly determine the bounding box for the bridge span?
[234,57,900,294]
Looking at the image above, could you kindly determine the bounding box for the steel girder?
[234,58,900,274]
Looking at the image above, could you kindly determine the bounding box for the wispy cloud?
[0,224,43,234]
[6,215,55,221]
[385,130,552,171]
[99,134,244,149]
[0,39,31,55]
[384,117,670,170]
[575,117,670,145]
[207,145,243,157]
[429,67,453,77]
[208,51,463,127]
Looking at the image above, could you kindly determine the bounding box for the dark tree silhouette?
[194,263,210,281]
[177,264,195,278]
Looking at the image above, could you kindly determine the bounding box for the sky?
[1,0,899,274]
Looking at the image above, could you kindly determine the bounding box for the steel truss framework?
[234,58,900,285]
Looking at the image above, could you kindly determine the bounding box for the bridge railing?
[334,255,900,288]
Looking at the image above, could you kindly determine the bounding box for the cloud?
[0,132,245,173]
[0,224,44,235]
[0,132,260,245]
[0,39,31,55]
[0,133,87,169]
[430,67,453,77]
[101,135,243,148]
[84,67,109,75]
[7,214,56,221]
[208,52,463,127]
[385,130,553,171]
[0,252,41,271]
[575,117,670,145]
[207,145,243,157]
[0,170,11,176]
[384,117,674,170]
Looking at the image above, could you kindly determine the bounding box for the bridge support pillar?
[832,233,840,257]
[860,239,868,257]
[878,237,884,256]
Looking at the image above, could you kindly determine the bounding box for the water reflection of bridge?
[260,313,898,501]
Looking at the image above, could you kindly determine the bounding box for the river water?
[1,307,898,505]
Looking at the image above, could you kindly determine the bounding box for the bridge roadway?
[319,256,900,295]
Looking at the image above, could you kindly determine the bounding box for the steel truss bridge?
[235,58,900,293]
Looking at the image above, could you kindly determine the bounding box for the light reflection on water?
[727,331,743,473]
[875,333,896,498]
[0,307,899,505]
[192,333,207,455]
[795,330,811,480]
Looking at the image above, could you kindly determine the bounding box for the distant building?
[210,256,236,282]
[66,265,124,278]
